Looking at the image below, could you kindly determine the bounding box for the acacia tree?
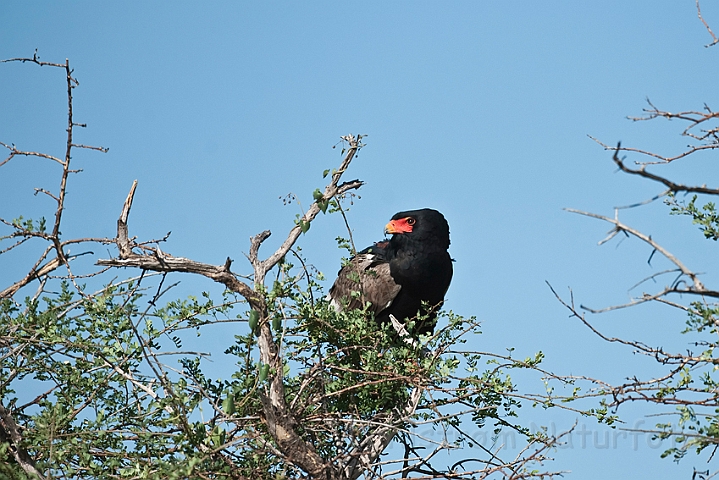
[0,55,569,479]
[548,4,719,476]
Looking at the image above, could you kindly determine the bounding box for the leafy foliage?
[668,193,719,241]
[0,261,558,478]
[0,55,567,480]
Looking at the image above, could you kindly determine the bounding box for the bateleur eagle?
[328,208,453,336]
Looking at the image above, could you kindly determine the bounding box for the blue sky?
[2,2,719,477]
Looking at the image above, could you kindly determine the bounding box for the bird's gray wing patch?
[328,254,401,315]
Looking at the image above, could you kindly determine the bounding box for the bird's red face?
[385,216,415,235]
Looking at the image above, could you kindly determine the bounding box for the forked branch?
[604,141,719,196]
[565,208,712,296]
[97,134,365,478]
[1,56,108,299]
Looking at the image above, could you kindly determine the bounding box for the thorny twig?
[1,56,109,299]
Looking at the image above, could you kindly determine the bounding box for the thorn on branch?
[71,143,109,153]
[565,207,708,294]
[647,248,657,266]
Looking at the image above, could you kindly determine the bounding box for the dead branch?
[97,134,365,478]
[255,139,365,285]
[580,288,675,314]
[100,137,363,302]
[0,246,57,298]
[117,180,137,259]
[590,97,719,166]
[565,208,706,292]
[0,141,64,167]
[697,0,719,47]
[0,51,65,68]
[605,141,719,195]
[547,282,659,354]
[389,313,419,348]
[0,56,108,300]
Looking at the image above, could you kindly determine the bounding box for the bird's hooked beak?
[385,218,414,235]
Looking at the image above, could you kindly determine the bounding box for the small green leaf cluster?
[9,215,47,234]
[668,193,719,241]
[312,188,329,214]
[648,299,719,460]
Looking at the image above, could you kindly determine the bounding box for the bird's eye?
[406,217,415,225]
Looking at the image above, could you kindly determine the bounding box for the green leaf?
[222,394,235,415]
[258,363,270,382]
[248,309,259,333]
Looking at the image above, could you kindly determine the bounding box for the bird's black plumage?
[328,208,453,335]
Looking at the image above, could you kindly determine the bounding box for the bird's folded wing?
[328,254,401,315]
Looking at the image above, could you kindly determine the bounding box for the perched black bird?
[328,208,453,335]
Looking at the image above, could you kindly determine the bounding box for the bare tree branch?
[565,207,707,292]
[697,0,719,47]
[96,135,365,478]
[0,56,108,300]
[601,141,719,195]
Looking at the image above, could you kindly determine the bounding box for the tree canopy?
[2,4,719,478]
